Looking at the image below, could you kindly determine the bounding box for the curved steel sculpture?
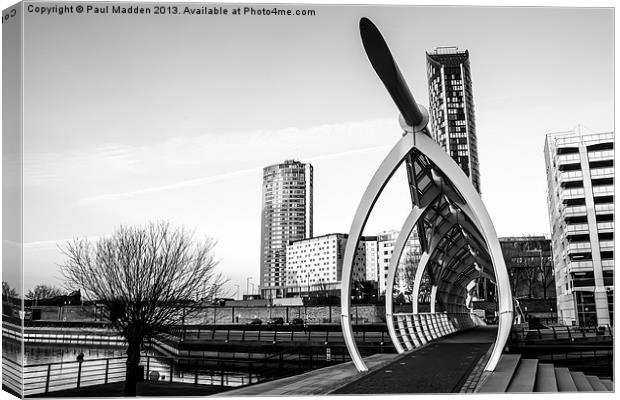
[340,17,513,373]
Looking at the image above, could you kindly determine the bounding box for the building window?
[575,291,597,327]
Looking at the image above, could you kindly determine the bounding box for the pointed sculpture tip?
[357,16,425,130]
[359,17,379,43]
[359,17,372,30]
[358,17,395,88]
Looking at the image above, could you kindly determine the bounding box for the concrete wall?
[188,304,416,324]
[29,303,421,324]
[31,305,97,321]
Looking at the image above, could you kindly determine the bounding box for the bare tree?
[400,247,433,308]
[314,280,329,298]
[503,244,532,298]
[417,272,433,304]
[2,281,18,301]
[2,281,19,316]
[201,274,231,302]
[508,267,522,298]
[539,256,555,299]
[60,221,225,396]
[25,284,64,302]
[401,247,420,303]
[522,266,539,299]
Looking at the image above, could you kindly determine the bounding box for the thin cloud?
[78,167,262,205]
[78,145,392,206]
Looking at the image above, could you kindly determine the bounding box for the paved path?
[217,353,398,396]
[333,326,497,394]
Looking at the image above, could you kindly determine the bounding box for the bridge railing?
[390,312,484,352]
[166,324,389,346]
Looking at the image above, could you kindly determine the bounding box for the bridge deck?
[220,326,497,396]
[334,326,497,394]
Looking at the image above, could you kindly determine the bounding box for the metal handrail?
[14,342,361,396]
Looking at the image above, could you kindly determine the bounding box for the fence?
[18,356,126,396]
[167,324,388,345]
[5,320,388,348]
[7,345,354,397]
[511,324,613,344]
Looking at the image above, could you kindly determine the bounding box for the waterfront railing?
[4,345,353,396]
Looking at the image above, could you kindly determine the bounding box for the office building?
[363,236,379,283]
[259,160,313,299]
[284,233,370,297]
[544,128,614,326]
[426,47,481,193]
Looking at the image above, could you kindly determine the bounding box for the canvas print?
[1,1,614,397]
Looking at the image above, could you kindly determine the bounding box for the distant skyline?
[1,2,614,296]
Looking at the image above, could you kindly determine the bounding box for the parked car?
[267,317,284,325]
[247,318,262,325]
[289,318,305,326]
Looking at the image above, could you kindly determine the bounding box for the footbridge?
[339,17,513,374]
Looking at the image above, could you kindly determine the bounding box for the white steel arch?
[340,130,513,373]
[384,205,427,354]
[340,132,419,372]
[412,132,513,372]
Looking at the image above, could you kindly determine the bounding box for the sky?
[1,1,614,296]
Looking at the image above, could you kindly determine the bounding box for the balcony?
[588,150,614,162]
[556,153,580,166]
[594,203,614,214]
[565,223,589,234]
[558,170,583,184]
[567,261,593,274]
[560,188,585,202]
[602,259,614,268]
[563,205,587,217]
[591,185,614,197]
[597,221,614,233]
[590,167,614,179]
[599,241,614,250]
[556,135,581,146]
[583,132,614,144]
[567,242,591,253]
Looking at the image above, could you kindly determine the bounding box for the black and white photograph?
[1,0,615,397]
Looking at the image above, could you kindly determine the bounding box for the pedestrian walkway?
[220,326,497,396]
[217,353,398,396]
[333,326,497,394]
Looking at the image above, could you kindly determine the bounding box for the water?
[2,339,126,365]
[3,338,279,392]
